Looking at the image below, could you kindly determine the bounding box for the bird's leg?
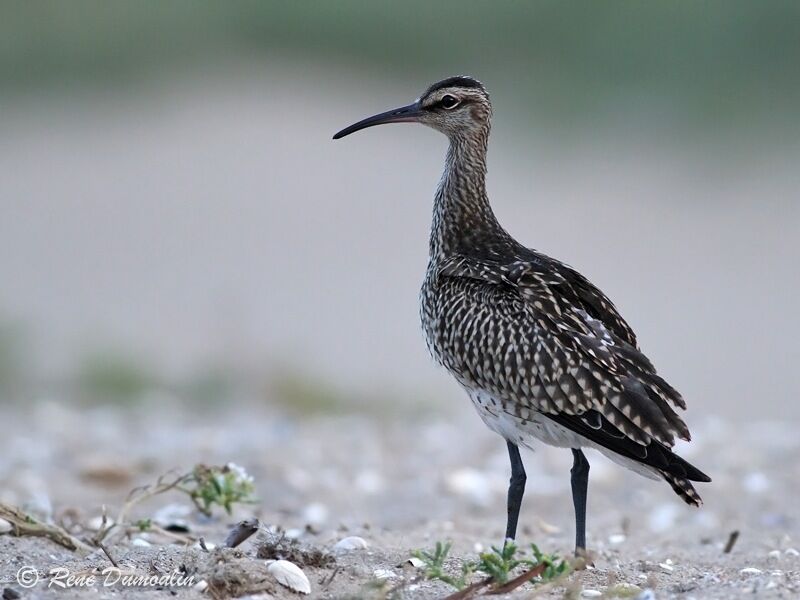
[570,448,590,555]
[504,441,526,543]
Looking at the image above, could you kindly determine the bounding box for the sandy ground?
[1,399,798,599]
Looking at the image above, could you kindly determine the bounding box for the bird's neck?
[430,132,506,260]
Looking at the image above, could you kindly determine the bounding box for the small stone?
[0,519,12,534]
[333,536,368,552]
[193,580,208,592]
[581,591,602,598]
[768,550,782,560]
[658,563,674,573]
[740,567,762,575]
[406,557,425,568]
[267,560,310,595]
[635,591,656,600]
[785,548,799,557]
[473,542,484,553]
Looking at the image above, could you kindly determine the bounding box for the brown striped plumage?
[334,76,710,552]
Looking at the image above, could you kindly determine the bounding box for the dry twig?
[0,502,92,554]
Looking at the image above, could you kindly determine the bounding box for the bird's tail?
[661,471,703,506]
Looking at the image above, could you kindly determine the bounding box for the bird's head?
[333,76,491,141]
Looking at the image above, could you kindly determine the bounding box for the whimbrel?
[333,76,710,554]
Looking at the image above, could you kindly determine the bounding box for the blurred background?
[2,1,798,417]
[1,2,800,551]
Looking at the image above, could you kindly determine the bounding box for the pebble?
[333,536,368,552]
[635,591,656,600]
[768,550,782,560]
[785,548,799,557]
[0,518,12,534]
[658,562,674,573]
[581,591,602,598]
[740,567,762,575]
[267,560,310,595]
[193,580,208,592]
[405,557,425,568]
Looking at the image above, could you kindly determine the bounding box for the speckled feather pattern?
[417,78,709,505]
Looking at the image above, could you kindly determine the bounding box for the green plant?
[411,541,472,590]
[412,540,570,593]
[182,463,257,516]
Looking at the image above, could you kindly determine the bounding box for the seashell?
[334,536,368,552]
[405,557,425,568]
[785,548,799,557]
[658,562,673,573]
[740,567,762,575]
[267,559,310,594]
[131,537,152,547]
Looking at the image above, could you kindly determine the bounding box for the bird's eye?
[440,94,459,109]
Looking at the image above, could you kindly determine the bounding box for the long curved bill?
[333,102,422,139]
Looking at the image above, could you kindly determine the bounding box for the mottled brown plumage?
[334,76,710,552]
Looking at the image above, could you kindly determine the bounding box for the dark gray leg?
[505,441,526,541]
[571,448,590,554]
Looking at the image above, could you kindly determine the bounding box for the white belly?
[465,387,660,481]
[466,388,583,450]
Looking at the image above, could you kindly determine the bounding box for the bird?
[333,76,710,555]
